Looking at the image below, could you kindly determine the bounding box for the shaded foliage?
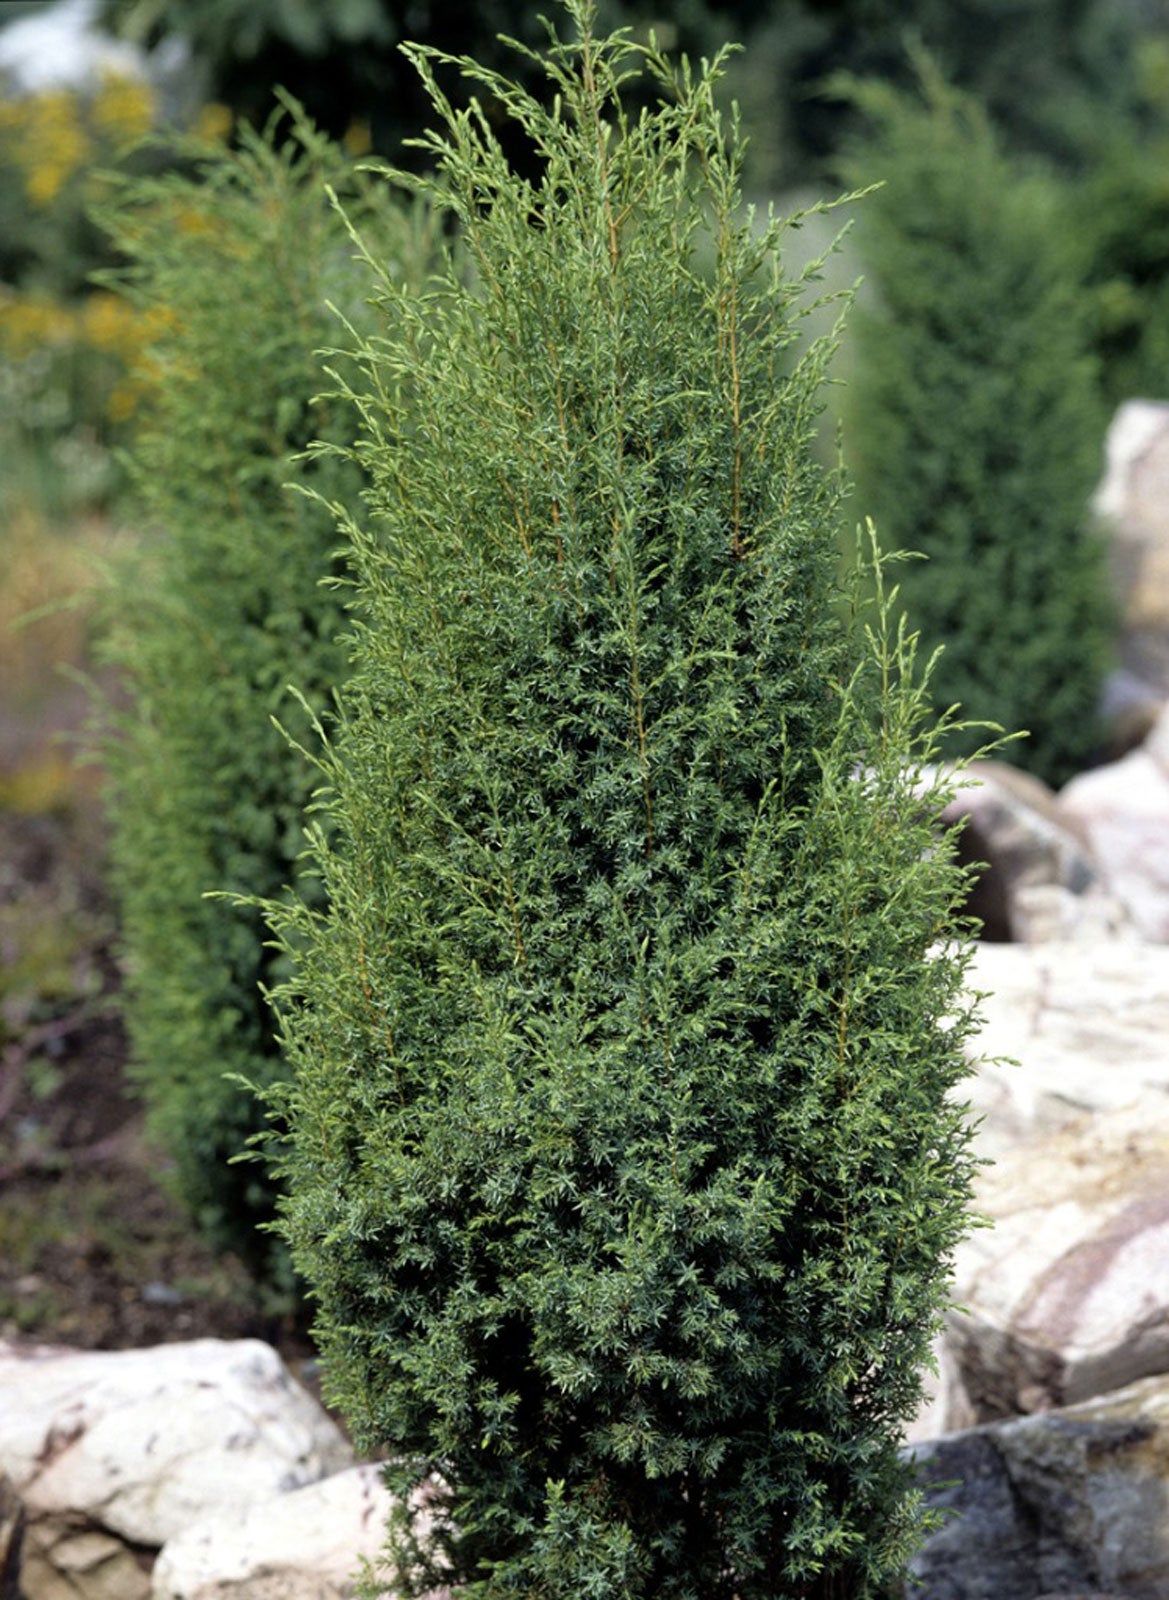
[97,108,427,1279]
[844,65,1111,786]
[93,0,1144,188]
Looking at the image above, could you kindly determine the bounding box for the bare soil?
[0,768,304,1360]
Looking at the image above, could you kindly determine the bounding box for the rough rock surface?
[965,942,1169,1160]
[0,1339,352,1599]
[1098,667,1164,761]
[1058,722,1169,940]
[947,1102,1169,1419]
[944,763,1126,943]
[21,1516,153,1600]
[1094,398,1169,691]
[151,1465,394,1600]
[908,1374,1169,1600]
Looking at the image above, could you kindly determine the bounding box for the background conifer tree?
[98,110,425,1279]
[843,66,1111,788]
[266,10,982,1594]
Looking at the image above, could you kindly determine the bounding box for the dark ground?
[0,598,305,1359]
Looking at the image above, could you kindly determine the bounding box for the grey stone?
[909,1374,1169,1599]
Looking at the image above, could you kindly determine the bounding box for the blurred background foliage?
[92,0,1149,188]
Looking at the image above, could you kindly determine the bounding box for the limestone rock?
[1058,729,1169,940]
[151,1465,394,1600]
[964,942,1169,1160]
[947,1102,1169,1419]
[1094,399,1169,692]
[909,1373,1169,1599]
[0,1338,352,1598]
[943,762,1125,943]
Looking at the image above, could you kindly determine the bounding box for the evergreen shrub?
[99,109,424,1276]
[267,11,982,1595]
[1074,128,1169,409]
[844,66,1111,788]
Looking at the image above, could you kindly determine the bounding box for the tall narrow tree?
[266,10,982,1595]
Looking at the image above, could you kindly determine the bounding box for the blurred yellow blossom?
[193,101,233,144]
[80,290,141,355]
[105,378,143,423]
[0,291,78,355]
[92,71,154,144]
[19,89,92,206]
[343,119,372,156]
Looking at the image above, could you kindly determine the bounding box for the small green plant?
[843,64,1111,788]
[266,10,982,1596]
[97,106,426,1279]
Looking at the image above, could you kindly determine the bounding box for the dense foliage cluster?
[845,68,1111,787]
[266,12,982,1596]
[99,110,423,1276]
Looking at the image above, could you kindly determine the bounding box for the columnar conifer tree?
[266,10,982,1594]
[843,66,1111,788]
[99,111,423,1276]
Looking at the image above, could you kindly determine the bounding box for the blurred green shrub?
[1071,39,1169,409]
[844,64,1111,788]
[264,12,981,1597]
[95,0,1144,193]
[97,106,428,1282]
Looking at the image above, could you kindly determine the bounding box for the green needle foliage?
[843,66,1111,789]
[98,108,426,1280]
[266,9,982,1595]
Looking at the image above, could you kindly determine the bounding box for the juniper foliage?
[98,110,424,1275]
[843,65,1111,788]
[266,11,982,1595]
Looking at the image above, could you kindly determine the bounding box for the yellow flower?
[18,88,91,206]
[92,70,154,143]
[343,119,372,157]
[106,379,142,423]
[193,102,232,144]
[0,291,78,356]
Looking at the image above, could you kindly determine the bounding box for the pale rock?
[1094,399,1169,691]
[0,1339,352,1598]
[942,761,1125,943]
[964,942,1169,1160]
[946,1102,1169,1420]
[1058,728,1169,940]
[152,1465,393,1600]
[909,1373,1169,1599]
